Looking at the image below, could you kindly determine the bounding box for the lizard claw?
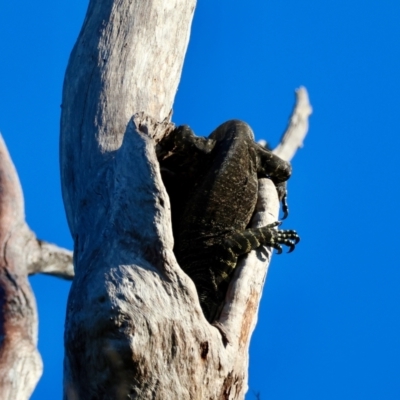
[274,243,283,255]
[276,183,289,220]
[266,221,282,229]
[281,194,289,220]
[281,230,300,244]
[272,229,300,253]
[287,241,296,253]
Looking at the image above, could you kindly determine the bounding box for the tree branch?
[273,86,312,162]
[27,240,74,280]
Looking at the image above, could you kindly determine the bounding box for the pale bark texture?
[60,1,310,399]
[0,134,74,400]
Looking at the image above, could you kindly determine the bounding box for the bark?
[60,1,310,399]
[0,134,74,400]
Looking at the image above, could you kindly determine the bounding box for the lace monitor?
[157,120,299,323]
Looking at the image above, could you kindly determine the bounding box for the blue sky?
[1,1,400,399]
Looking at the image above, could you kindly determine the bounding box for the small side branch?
[27,240,74,280]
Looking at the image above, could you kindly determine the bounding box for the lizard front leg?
[191,222,299,323]
[223,221,300,256]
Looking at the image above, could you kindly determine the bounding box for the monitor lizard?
[157,119,299,323]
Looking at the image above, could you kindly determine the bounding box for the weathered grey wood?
[60,1,311,398]
[27,241,74,280]
[60,0,196,237]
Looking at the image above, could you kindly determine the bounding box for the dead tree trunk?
[0,135,42,400]
[60,1,311,399]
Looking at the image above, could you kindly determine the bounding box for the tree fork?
[60,1,311,399]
